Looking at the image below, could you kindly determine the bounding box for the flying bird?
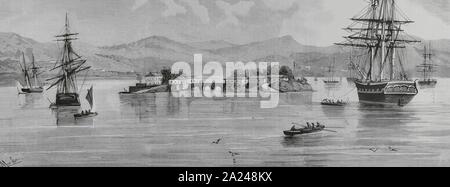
[388,147,398,152]
[228,151,240,157]
[369,148,378,153]
[212,138,222,144]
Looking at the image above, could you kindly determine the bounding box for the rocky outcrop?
[279,79,313,93]
[277,66,313,93]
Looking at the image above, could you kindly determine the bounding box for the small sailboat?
[17,52,44,94]
[74,85,98,119]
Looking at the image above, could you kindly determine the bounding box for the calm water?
[1,78,450,167]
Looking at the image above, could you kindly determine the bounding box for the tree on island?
[279,66,295,81]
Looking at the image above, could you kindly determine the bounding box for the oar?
[325,127,344,129]
[323,129,338,133]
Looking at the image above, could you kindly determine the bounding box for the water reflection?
[357,104,419,127]
[321,105,346,118]
[119,93,191,121]
[279,92,313,106]
[281,134,326,148]
[53,107,94,127]
[18,94,43,109]
[117,92,309,120]
[280,134,330,167]
[353,105,418,147]
[418,84,437,90]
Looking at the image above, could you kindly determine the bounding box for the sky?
[0,0,449,47]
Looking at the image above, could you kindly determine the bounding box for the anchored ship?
[17,52,44,93]
[323,57,340,84]
[336,0,420,106]
[47,14,91,106]
[417,44,438,87]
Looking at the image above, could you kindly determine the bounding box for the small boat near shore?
[321,99,347,106]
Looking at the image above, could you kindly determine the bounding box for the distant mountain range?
[1,32,449,78]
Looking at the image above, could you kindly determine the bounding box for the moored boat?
[46,14,91,107]
[17,52,44,94]
[321,99,347,106]
[355,80,418,106]
[323,57,340,85]
[336,0,420,107]
[417,43,438,87]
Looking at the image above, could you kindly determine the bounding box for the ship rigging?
[336,0,421,106]
[46,14,91,106]
[417,43,438,87]
[17,52,44,93]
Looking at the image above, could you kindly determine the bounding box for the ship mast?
[30,53,41,87]
[18,52,32,88]
[47,13,90,93]
[417,43,436,80]
[336,0,420,82]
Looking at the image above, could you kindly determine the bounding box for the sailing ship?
[17,52,44,93]
[417,44,438,86]
[336,0,420,106]
[323,57,340,84]
[47,14,91,106]
[74,85,98,119]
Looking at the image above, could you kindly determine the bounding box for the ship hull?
[355,81,418,106]
[56,93,81,106]
[21,87,44,93]
[323,80,340,84]
[418,79,437,87]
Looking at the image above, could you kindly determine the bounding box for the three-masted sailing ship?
[336,0,420,106]
[324,57,340,84]
[17,52,44,93]
[417,44,438,86]
[47,14,90,106]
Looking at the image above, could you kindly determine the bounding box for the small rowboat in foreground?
[284,124,326,136]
